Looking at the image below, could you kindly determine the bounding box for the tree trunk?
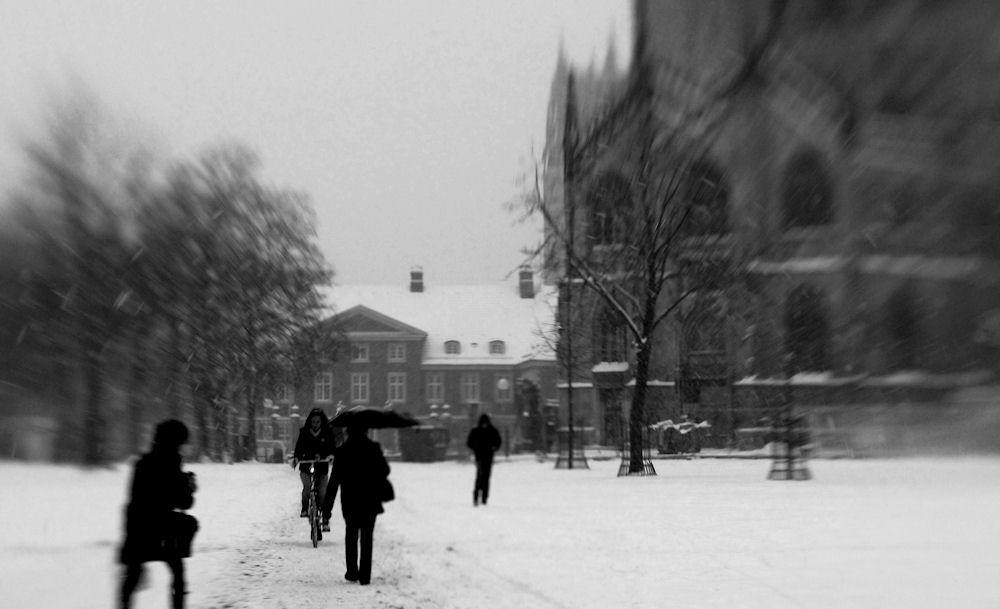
[192,380,210,461]
[244,371,257,461]
[628,338,652,473]
[82,344,106,465]
[214,390,234,462]
[125,341,146,457]
[167,317,183,418]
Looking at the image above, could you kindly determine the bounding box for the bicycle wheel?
[309,492,320,547]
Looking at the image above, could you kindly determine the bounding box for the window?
[276,383,294,403]
[388,372,406,402]
[489,340,506,355]
[350,372,369,403]
[426,373,444,402]
[495,375,512,402]
[460,373,480,403]
[313,372,332,402]
[785,285,830,373]
[351,343,370,362]
[886,286,921,370]
[684,160,729,235]
[587,172,631,245]
[684,290,726,353]
[596,309,628,362]
[783,149,833,229]
[599,388,625,446]
[445,340,461,355]
[388,342,406,362]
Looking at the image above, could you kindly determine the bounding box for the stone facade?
[546,0,1000,453]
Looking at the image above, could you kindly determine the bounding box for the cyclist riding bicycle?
[293,408,337,531]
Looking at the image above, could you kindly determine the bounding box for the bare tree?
[9,86,159,464]
[158,145,333,461]
[514,59,756,474]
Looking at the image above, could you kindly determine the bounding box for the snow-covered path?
[2,456,999,608]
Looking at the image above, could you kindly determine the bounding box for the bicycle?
[296,457,333,547]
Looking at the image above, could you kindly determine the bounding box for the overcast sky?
[0,1,631,286]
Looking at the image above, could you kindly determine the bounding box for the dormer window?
[445,340,461,355]
[351,343,370,362]
[489,340,506,355]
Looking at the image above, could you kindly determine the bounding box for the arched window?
[684,290,726,353]
[784,285,830,373]
[886,286,920,370]
[489,340,506,355]
[587,172,631,245]
[782,149,834,229]
[684,160,729,235]
[444,340,461,355]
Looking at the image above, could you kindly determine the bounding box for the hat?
[153,419,189,448]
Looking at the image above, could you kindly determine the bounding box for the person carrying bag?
[118,419,199,609]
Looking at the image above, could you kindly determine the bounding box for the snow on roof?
[735,373,865,386]
[747,255,998,283]
[625,379,675,387]
[325,281,558,365]
[736,370,993,388]
[747,256,846,275]
[592,361,629,373]
[860,255,986,281]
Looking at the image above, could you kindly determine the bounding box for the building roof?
[325,280,559,367]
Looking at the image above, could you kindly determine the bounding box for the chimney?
[410,266,424,293]
[518,266,534,299]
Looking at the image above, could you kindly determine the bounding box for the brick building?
[278,267,559,454]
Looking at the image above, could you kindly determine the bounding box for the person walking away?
[466,414,502,506]
[293,408,337,531]
[119,419,199,609]
[325,425,390,585]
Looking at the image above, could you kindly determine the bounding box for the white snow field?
[1,456,998,609]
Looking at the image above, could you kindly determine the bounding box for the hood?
[303,407,330,429]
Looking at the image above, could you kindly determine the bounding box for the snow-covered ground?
[2,455,999,609]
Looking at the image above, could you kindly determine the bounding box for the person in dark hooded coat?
[325,425,390,585]
[293,407,337,529]
[466,413,502,506]
[119,419,198,609]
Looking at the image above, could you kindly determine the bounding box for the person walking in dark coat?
[325,425,390,585]
[466,414,502,506]
[293,408,337,530]
[119,419,198,609]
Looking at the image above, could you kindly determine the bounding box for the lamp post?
[497,377,512,454]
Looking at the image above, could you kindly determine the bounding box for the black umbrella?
[329,406,419,429]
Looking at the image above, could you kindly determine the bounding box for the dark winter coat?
[119,447,196,564]
[327,434,390,518]
[294,408,337,475]
[467,416,502,462]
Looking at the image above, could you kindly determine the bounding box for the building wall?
[301,336,425,415]
[546,0,1000,450]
